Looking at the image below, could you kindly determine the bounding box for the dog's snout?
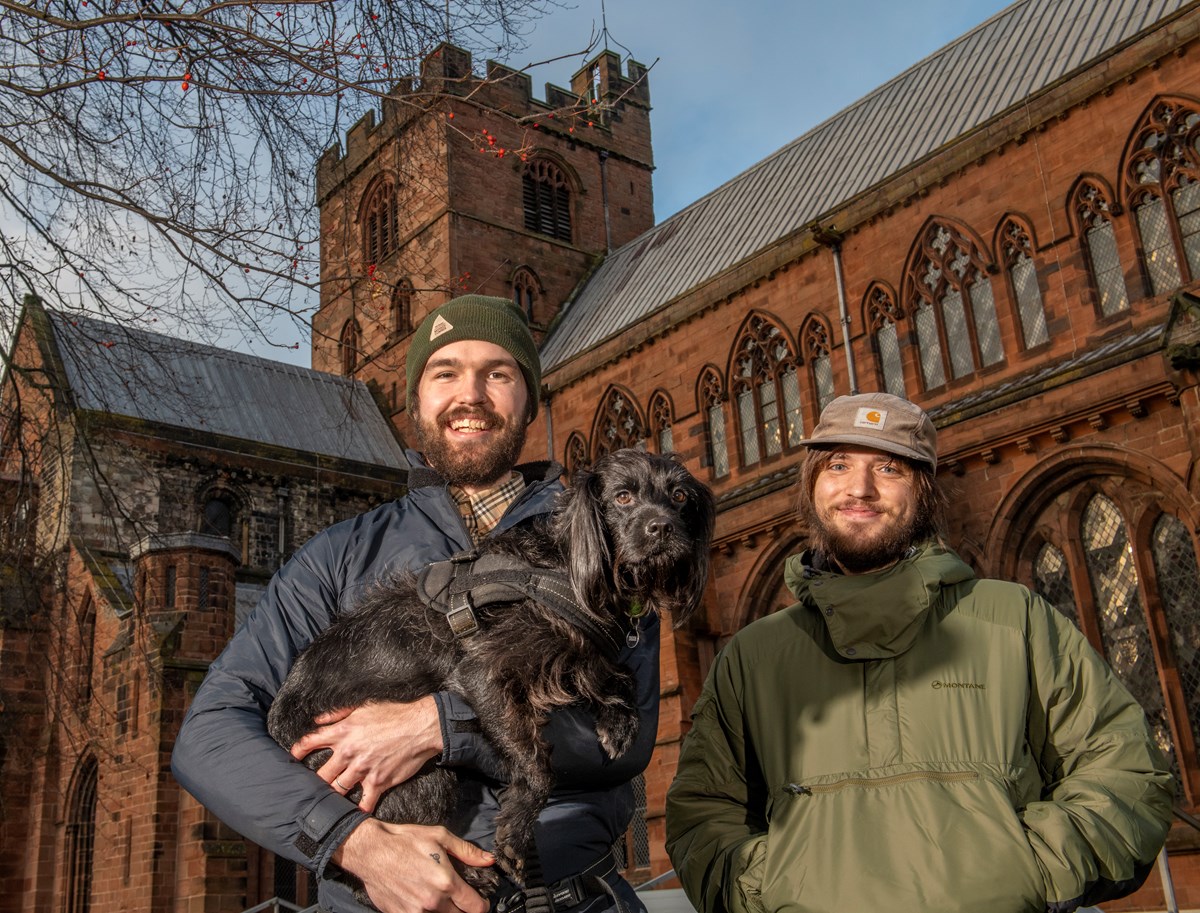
[646,515,675,541]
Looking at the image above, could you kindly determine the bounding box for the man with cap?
[665,392,1172,913]
[173,296,660,913]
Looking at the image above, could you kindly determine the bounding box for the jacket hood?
[784,542,975,659]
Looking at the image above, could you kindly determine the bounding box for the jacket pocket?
[759,767,1046,913]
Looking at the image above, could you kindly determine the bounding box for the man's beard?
[801,499,929,574]
[413,403,528,488]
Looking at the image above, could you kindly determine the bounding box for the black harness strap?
[414,550,624,661]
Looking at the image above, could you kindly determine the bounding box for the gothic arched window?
[906,221,1003,390]
[649,392,674,455]
[511,266,540,322]
[866,285,907,399]
[361,178,399,267]
[732,315,803,467]
[1032,541,1080,629]
[1080,494,1175,781]
[65,756,98,913]
[1074,181,1130,317]
[1151,513,1200,752]
[999,218,1049,349]
[339,320,360,376]
[523,159,572,242]
[801,316,836,413]
[391,278,413,337]
[700,368,729,479]
[593,387,647,457]
[1125,98,1200,292]
[564,432,589,477]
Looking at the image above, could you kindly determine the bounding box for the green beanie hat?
[406,294,542,417]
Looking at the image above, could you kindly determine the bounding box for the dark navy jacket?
[171,454,660,913]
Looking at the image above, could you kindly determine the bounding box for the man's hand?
[334,819,493,913]
[289,696,443,812]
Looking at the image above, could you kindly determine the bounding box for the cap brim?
[799,433,936,468]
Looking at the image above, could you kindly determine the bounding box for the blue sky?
[512,0,1017,221]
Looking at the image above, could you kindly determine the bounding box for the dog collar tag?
[626,615,641,649]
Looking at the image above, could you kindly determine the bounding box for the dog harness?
[413,549,626,662]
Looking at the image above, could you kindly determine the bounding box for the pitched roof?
[539,0,1195,373]
[47,310,407,469]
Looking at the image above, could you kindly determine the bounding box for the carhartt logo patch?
[854,407,887,430]
[429,315,454,341]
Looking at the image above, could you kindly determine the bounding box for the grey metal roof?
[540,0,1195,372]
[48,310,407,468]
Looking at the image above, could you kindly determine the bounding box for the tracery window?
[65,756,98,913]
[1125,98,1200,290]
[802,317,836,413]
[340,320,360,376]
[866,285,907,399]
[511,267,540,322]
[1080,495,1177,782]
[999,219,1049,349]
[391,278,413,336]
[523,159,572,242]
[700,368,729,479]
[593,387,646,457]
[732,315,803,467]
[564,432,589,476]
[906,222,1003,389]
[1074,181,1129,317]
[1032,542,1080,629]
[1151,514,1200,751]
[649,392,674,455]
[362,178,399,267]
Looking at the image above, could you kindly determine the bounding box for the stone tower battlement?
[316,42,652,200]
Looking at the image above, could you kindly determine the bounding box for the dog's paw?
[492,840,526,885]
[596,708,638,759]
[461,864,501,896]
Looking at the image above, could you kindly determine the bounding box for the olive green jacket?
[665,544,1172,913]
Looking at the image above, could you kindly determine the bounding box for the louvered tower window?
[523,159,572,242]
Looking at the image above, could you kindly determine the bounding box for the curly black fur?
[267,449,715,900]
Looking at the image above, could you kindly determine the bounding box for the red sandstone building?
[4,0,1200,909]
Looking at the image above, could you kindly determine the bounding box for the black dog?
[267,449,715,899]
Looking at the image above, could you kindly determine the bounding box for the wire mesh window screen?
[1135,195,1182,295]
[1174,178,1200,279]
[1085,222,1130,317]
[1151,513,1200,756]
[1082,495,1179,789]
[1033,542,1080,629]
[1010,254,1049,349]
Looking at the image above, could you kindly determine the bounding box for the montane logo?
[932,680,986,690]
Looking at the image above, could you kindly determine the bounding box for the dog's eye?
[614,490,634,506]
[672,488,689,504]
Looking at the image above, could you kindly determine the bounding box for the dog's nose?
[646,516,675,541]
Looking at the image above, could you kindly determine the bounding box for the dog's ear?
[667,477,717,626]
[555,467,614,614]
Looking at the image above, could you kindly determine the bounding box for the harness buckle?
[445,593,481,638]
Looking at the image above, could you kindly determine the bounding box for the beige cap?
[800,392,937,470]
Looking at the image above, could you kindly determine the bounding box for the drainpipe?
[543,391,555,463]
[812,225,859,395]
[599,151,612,253]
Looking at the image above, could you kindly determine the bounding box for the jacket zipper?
[785,769,980,796]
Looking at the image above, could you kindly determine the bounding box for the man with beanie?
[174,296,659,913]
[665,392,1173,913]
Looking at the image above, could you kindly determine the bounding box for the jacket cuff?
[433,691,505,778]
[293,790,367,877]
